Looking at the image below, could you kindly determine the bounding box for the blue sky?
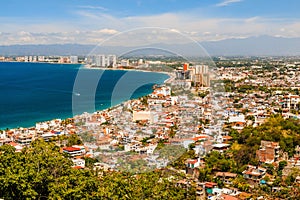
[0,0,300,45]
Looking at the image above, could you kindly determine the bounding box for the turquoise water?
[0,62,168,129]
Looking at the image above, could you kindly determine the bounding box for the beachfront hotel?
[88,54,117,68]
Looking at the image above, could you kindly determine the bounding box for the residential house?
[242,165,266,183]
[256,140,280,164]
[215,172,237,185]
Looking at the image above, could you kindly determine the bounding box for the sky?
[0,0,300,45]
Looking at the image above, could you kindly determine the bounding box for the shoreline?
[1,64,175,131]
[83,64,175,84]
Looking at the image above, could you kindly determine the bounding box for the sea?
[0,62,169,130]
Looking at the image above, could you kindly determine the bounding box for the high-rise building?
[70,56,78,64]
[24,56,33,62]
[107,55,117,68]
[92,55,117,67]
[94,55,106,67]
[183,63,189,71]
[38,56,45,62]
[32,56,37,62]
[192,65,210,87]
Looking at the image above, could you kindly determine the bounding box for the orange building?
[183,63,189,71]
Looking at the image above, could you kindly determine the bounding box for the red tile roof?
[9,142,18,146]
[187,159,198,164]
[221,194,239,200]
[205,182,217,188]
[222,136,233,140]
[63,147,81,152]
[72,166,84,169]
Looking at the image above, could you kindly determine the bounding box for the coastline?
[1,63,175,130]
[83,64,176,84]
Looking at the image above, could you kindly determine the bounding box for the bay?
[0,62,168,129]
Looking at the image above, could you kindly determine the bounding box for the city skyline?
[0,0,300,45]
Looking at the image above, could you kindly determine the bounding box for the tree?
[0,139,196,199]
[278,160,288,172]
[0,139,73,199]
[205,151,237,173]
[66,134,83,147]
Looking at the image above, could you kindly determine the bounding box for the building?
[215,172,237,185]
[72,158,85,168]
[132,110,158,124]
[70,56,78,64]
[191,65,210,87]
[256,140,280,164]
[186,158,202,177]
[38,56,45,62]
[107,55,117,68]
[24,56,33,62]
[138,59,143,65]
[120,59,130,67]
[282,94,300,110]
[242,165,266,182]
[183,63,189,71]
[212,143,230,153]
[15,134,34,146]
[63,146,85,157]
[93,55,117,67]
[175,70,191,80]
[59,57,70,63]
[94,55,106,67]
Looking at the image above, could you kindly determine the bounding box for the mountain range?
[0,36,300,57]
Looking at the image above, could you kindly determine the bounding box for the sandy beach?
[83,64,176,84]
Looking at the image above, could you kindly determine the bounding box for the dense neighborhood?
[1,56,300,199]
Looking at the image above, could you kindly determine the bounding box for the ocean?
[0,62,168,129]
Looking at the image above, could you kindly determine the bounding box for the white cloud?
[93,29,119,35]
[216,0,243,7]
[77,5,108,11]
[1,9,300,45]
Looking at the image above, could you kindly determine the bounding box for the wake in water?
[73,92,80,96]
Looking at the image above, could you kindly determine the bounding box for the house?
[41,133,56,142]
[132,110,158,124]
[186,158,202,178]
[15,134,34,146]
[212,143,230,153]
[204,182,218,195]
[218,194,239,200]
[63,146,84,157]
[93,162,113,172]
[242,165,266,182]
[8,142,23,152]
[256,140,280,164]
[222,136,233,144]
[72,157,85,168]
[215,172,237,185]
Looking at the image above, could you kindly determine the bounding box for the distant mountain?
[201,35,300,56]
[0,44,94,56]
[1,36,300,56]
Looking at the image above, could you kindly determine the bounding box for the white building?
[120,59,130,67]
[94,55,106,67]
[38,56,45,62]
[132,110,158,124]
[91,55,117,67]
[70,56,79,64]
[72,158,85,168]
[107,55,117,68]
